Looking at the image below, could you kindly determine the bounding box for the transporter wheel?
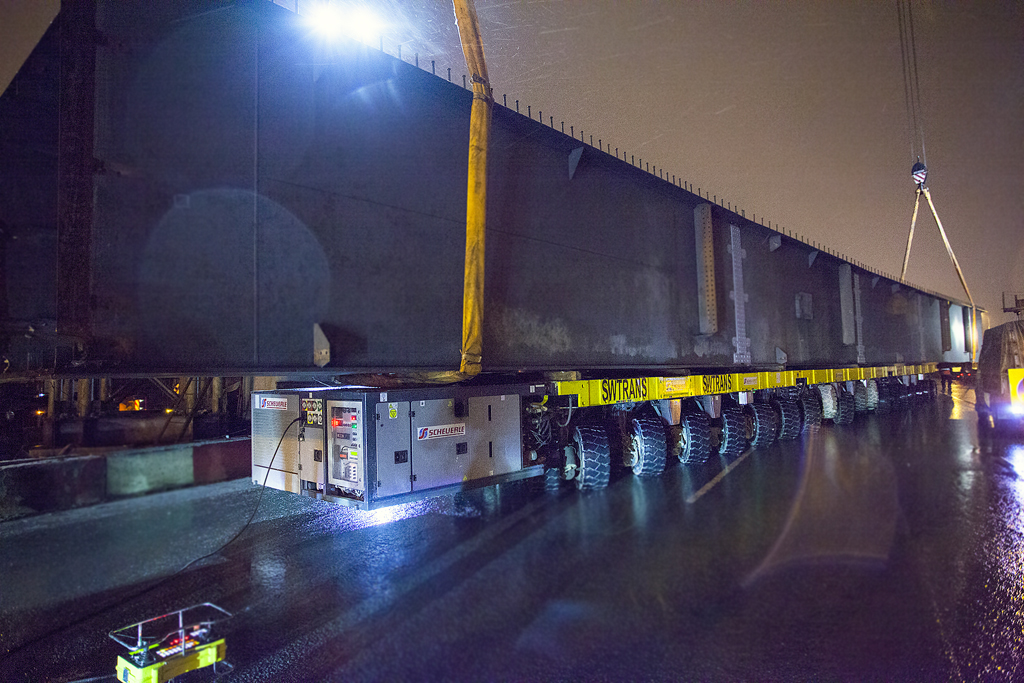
[718,407,747,455]
[866,379,879,411]
[835,389,855,425]
[912,379,923,400]
[572,425,611,491]
[544,465,562,491]
[678,412,712,465]
[777,386,801,402]
[818,384,838,420]
[897,381,912,405]
[853,382,868,413]
[801,393,822,431]
[540,464,565,491]
[909,380,922,400]
[884,380,898,406]
[774,399,802,440]
[875,380,894,413]
[746,403,778,448]
[891,380,907,407]
[627,413,667,477]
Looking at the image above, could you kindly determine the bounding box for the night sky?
[3,1,1022,322]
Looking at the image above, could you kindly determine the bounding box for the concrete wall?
[0,438,250,521]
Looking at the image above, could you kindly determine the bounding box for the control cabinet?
[252,385,538,509]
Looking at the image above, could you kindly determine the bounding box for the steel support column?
[210,376,223,414]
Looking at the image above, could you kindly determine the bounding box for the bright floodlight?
[306,3,382,46]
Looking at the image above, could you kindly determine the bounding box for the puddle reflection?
[251,551,287,591]
[1008,446,1024,514]
[746,428,899,584]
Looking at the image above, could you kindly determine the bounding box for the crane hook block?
[911,161,927,186]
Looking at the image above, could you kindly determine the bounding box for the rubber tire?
[853,382,868,413]
[801,393,822,431]
[818,384,838,420]
[747,403,778,447]
[629,414,667,477]
[544,465,562,492]
[835,389,855,425]
[572,425,611,491]
[678,411,712,464]
[910,381,923,400]
[774,399,802,440]
[866,379,879,411]
[719,406,747,455]
[777,386,801,402]
[875,381,894,414]
[897,381,911,406]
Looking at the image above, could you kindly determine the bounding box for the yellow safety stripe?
[555,364,940,408]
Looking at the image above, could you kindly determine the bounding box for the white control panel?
[327,400,364,491]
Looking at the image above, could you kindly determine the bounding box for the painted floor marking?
[686,447,754,504]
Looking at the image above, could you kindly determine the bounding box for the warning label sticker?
[416,423,466,440]
[301,398,323,425]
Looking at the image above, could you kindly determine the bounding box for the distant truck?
[976,321,1024,430]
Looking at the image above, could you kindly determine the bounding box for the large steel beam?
[56,0,97,343]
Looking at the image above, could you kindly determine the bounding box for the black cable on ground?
[6,416,302,676]
[175,416,301,573]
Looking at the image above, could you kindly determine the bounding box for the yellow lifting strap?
[900,185,977,362]
[453,0,492,377]
[414,0,491,384]
[899,187,922,283]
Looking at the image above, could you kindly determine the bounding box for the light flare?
[305,3,383,46]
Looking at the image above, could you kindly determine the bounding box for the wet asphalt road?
[2,383,1023,682]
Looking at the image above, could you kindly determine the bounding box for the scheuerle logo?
[416,423,466,440]
[259,396,289,411]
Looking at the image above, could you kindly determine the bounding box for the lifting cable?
[896,0,926,167]
[895,0,977,361]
